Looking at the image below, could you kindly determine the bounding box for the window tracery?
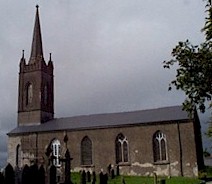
[51,139,61,167]
[153,131,168,162]
[115,133,129,164]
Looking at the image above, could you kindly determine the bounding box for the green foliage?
[198,166,212,180]
[198,169,207,180]
[203,148,211,157]
[205,166,212,178]
[163,40,212,114]
[202,0,212,41]
[163,0,212,118]
[123,176,201,184]
[71,172,201,184]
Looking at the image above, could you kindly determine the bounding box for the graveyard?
[0,158,205,184]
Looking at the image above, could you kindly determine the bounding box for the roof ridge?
[55,105,183,119]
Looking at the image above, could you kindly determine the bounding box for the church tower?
[18,6,54,126]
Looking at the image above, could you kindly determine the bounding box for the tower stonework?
[18,6,54,126]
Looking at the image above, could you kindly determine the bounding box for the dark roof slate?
[8,105,190,135]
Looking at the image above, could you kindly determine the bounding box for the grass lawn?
[71,172,202,184]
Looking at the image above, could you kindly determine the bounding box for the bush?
[198,170,207,180]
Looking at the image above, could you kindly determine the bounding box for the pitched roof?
[8,105,190,135]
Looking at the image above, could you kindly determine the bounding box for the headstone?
[159,179,166,184]
[111,169,115,179]
[92,171,96,184]
[5,163,15,184]
[116,165,119,176]
[50,165,56,184]
[64,149,71,184]
[122,177,126,184]
[0,171,5,184]
[29,164,39,184]
[99,171,103,184]
[38,165,45,184]
[59,149,73,184]
[107,164,111,176]
[14,166,21,184]
[153,172,157,184]
[22,165,30,184]
[81,170,86,184]
[87,171,91,182]
[103,173,108,184]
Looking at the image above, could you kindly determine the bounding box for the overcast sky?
[0,0,210,168]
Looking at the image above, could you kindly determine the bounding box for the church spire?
[29,5,43,63]
[18,5,54,126]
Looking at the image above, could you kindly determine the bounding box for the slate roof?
[8,105,190,135]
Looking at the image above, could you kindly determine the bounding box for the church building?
[7,6,204,178]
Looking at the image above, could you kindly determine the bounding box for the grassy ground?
[71,172,202,184]
[206,166,212,178]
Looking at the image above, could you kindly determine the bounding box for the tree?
[203,148,211,157]
[163,0,212,122]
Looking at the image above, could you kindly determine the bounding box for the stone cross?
[60,149,73,184]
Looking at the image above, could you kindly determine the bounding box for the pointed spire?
[20,50,26,72]
[49,53,52,61]
[29,5,43,63]
[22,50,25,59]
[48,53,54,71]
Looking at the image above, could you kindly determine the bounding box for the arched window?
[153,131,168,162]
[16,144,21,167]
[51,139,61,167]
[115,133,129,164]
[81,136,92,165]
[26,83,33,105]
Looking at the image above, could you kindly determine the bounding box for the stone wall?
[8,120,201,177]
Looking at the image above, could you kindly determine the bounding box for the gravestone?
[122,177,126,184]
[103,173,108,184]
[99,171,103,184]
[38,165,45,184]
[0,171,5,184]
[60,149,73,184]
[107,164,111,176]
[22,165,30,184]
[87,171,91,182]
[29,164,39,184]
[116,165,119,176]
[92,171,96,184]
[153,172,157,184]
[81,170,86,184]
[5,163,15,184]
[50,165,56,184]
[14,166,21,184]
[111,169,115,179]
[64,149,72,184]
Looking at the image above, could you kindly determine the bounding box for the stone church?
[8,6,204,178]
